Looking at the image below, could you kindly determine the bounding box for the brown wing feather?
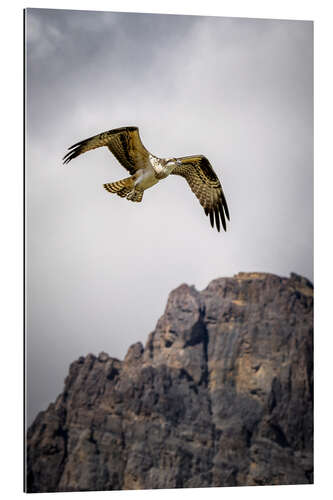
[62,126,150,175]
[171,155,229,232]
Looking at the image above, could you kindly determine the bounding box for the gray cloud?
[25,8,313,424]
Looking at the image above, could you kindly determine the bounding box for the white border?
[1,1,332,498]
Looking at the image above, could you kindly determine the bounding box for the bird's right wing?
[63,126,150,175]
[171,155,229,232]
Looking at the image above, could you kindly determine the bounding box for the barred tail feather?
[103,177,143,202]
[103,177,134,196]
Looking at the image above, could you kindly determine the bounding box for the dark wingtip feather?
[68,140,83,150]
[219,202,227,231]
[214,206,220,232]
[67,137,90,150]
[225,206,230,221]
[62,137,89,164]
[221,191,230,221]
[209,210,214,229]
[62,146,82,164]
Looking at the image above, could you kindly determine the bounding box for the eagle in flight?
[63,126,229,232]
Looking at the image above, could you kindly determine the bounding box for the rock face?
[26,272,313,492]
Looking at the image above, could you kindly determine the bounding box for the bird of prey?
[63,126,229,232]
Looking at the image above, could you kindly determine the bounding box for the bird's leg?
[126,189,135,200]
[125,172,144,202]
[126,188,143,202]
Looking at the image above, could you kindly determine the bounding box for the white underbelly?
[135,168,159,191]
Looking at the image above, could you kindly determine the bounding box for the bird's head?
[165,158,182,167]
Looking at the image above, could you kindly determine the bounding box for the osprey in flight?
[63,126,229,232]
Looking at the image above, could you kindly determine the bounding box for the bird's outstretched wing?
[63,126,150,175]
[171,155,229,232]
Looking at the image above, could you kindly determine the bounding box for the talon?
[126,190,136,201]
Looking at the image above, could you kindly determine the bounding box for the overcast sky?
[25,8,313,424]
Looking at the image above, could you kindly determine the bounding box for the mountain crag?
[26,272,313,492]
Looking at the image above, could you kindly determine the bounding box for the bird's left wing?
[171,155,230,232]
[63,126,150,175]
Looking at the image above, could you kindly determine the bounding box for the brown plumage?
[63,126,230,232]
[171,155,229,232]
[63,126,149,174]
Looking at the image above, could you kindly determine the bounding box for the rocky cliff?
[26,272,313,492]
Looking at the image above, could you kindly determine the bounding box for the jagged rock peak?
[124,342,144,364]
[26,272,313,492]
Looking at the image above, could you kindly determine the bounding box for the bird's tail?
[103,177,143,202]
[103,177,134,197]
